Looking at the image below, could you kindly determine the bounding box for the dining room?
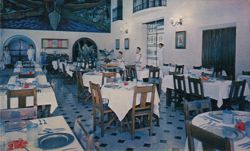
[0,0,250,151]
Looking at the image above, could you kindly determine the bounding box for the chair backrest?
[173,74,186,94]
[186,121,234,151]
[193,66,202,70]
[183,98,211,121]
[74,119,100,151]
[102,72,116,85]
[89,81,104,113]
[1,88,37,122]
[132,85,155,113]
[188,77,204,99]
[149,66,160,79]
[228,80,246,99]
[7,88,37,108]
[125,65,137,81]
[175,65,184,74]
[242,71,250,75]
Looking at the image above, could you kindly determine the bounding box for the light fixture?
[120,23,129,34]
[170,16,183,26]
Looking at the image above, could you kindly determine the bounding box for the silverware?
[38,119,43,125]
[203,115,221,123]
[43,119,47,124]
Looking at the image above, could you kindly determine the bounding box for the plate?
[38,133,74,150]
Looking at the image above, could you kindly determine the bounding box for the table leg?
[166,88,173,106]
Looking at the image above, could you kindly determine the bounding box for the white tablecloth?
[161,75,250,107]
[137,69,149,81]
[101,82,160,121]
[184,111,250,151]
[82,72,103,87]
[161,66,176,75]
[5,116,83,151]
[189,68,213,76]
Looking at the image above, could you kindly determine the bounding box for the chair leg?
[93,111,96,132]
[131,116,135,140]
[101,115,104,137]
[149,114,152,136]
[166,88,172,106]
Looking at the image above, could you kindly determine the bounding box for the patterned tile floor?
[49,74,186,151]
[2,68,249,151]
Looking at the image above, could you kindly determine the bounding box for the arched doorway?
[72,37,98,62]
[4,35,36,64]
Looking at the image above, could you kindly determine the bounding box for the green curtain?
[202,27,236,79]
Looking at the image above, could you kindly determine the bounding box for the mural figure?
[1,0,111,32]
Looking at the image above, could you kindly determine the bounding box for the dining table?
[0,64,58,114]
[184,110,250,151]
[2,116,83,151]
[101,81,160,121]
[161,74,250,107]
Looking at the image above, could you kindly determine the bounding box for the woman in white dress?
[117,51,125,76]
[135,47,144,69]
[27,44,35,62]
[157,43,164,67]
[3,46,11,68]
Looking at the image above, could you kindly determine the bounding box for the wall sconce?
[120,23,129,34]
[170,16,183,26]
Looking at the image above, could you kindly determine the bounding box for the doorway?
[4,35,36,64]
[202,27,236,79]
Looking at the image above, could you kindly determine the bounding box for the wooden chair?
[0,89,37,122]
[172,74,188,107]
[74,119,100,151]
[101,72,117,85]
[148,66,161,94]
[222,80,246,110]
[175,65,184,74]
[124,65,137,81]
[187,76,205,100]
[126,85,155,139]
[89,81,118,137]
[76,71,91,101]
[184,98,211,121]
[186,121,234,151]
[242,71,250,75]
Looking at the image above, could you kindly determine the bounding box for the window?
[112,0,123,22]
[133,0,167,13]
[146,19,164,66]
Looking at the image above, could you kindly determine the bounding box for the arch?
[3,35,36,64]
[72,37,98,62]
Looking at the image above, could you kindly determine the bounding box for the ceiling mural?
[0,0,111,32]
